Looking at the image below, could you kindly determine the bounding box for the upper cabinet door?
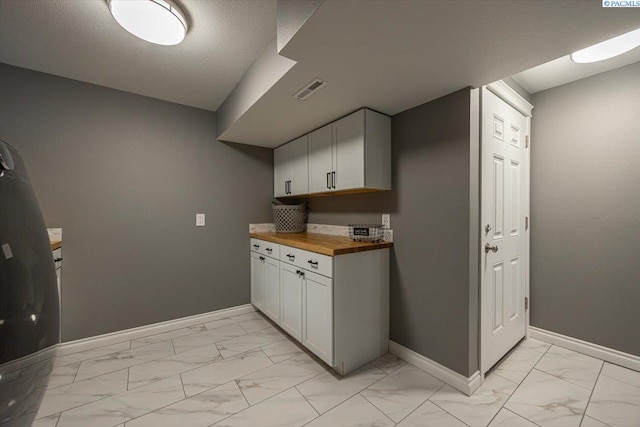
[273,108,390,197]
[288,135,309,196]
[308,124,333,193]
[273,144,289,197]
[334,109,365,191]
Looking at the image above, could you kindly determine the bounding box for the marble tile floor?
[34,311,640,427]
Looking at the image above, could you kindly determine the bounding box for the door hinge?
[525,135,529,148]
[525,297,529,310]
[525,216,529,230]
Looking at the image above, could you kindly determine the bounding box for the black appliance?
[0,139,60,426]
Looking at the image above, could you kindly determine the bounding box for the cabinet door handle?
[308,260,318,267]
[332,172,336,189]
[327,172,331,189]
[259,256,265,261]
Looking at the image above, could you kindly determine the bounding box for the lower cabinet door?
[280,262,303,341]
[263,256,280,323]
[250,252,265,310]
[303,271,333,365]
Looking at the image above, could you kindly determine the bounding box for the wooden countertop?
[50,241,62,251]
[250,232,392,256]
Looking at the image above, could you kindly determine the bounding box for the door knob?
[485,243,499,253]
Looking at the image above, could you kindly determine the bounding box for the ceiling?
[2,0,639,146]
[0,0,277,111]
[220,0,640,147]
[511,47,640,94]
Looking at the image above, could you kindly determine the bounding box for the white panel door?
[288,135,309,196]
[303,271,333,365]
[273,144,289,197]
[481,88,528,373]
[308,124,334,193]
[333,110,365,191]
[263,256,280,324]
[280,262,303,341]
[250,252,265,310]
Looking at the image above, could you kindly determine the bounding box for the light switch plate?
[196,213,205,227]
[382,214,391,229]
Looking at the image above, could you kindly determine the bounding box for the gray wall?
[0,64,274,342]
[305,89,478,376]
[530,62,640,356]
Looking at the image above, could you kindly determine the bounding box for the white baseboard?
[58,304,256,356]
[389,341,481,396]
[530,327,640,372]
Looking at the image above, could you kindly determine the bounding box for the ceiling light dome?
[108,0,188,46]
[571,28,640,64]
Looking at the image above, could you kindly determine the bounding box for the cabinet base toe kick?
[251,238,390,376]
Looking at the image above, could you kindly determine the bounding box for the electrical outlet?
[196,213,205,227]
[383,229,393,242]
[382,214,391,229]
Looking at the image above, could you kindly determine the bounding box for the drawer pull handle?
[308,260,318,267]
[259,256,265,261]
[253,244,260,249]
[266,248,272,253]
[287,254,295,259]
[54,257,63,262]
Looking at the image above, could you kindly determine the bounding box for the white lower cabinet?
[280,262,304,341]
[250,238,389,375]
[263,256,280,324]
[250,250,280,324]
[303,270,333,365]
[250,252,265,310]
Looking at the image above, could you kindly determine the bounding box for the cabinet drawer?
[250,238,280,259]
[280,246,333,278]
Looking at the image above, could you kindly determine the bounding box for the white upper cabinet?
[333,109,366,191]
[274,135,309,197]
[280,108,391,197]
[308,124,333,193]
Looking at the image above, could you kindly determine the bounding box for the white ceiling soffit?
[0,0,277,111]
[219,0,640,148]
[511,48,640,94]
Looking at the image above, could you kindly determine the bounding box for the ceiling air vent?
[293,79,327,100]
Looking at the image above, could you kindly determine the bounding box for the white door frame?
[479,80,533,378]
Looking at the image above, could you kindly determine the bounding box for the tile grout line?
[428,392,473,427]
[294,362,389,418]
[578,361,606,427]
[356,390,401,425]
[502,407,543,427]
[482,342,554,427]
[396,381,450,424]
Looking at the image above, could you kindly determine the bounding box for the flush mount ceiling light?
[108,0,188,46]
[570,28,640,63]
